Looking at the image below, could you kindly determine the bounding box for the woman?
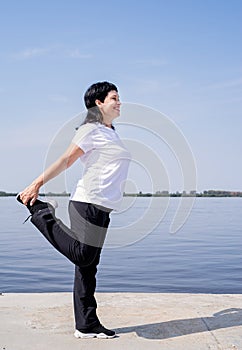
[17,81,131,339]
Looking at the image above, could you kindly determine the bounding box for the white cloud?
[12,47,50,60]
[10,46,92,60]
[68,49,92,59]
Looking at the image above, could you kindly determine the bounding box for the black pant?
[30,200,111,331]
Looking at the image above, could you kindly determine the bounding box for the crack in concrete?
[199,314,223,350]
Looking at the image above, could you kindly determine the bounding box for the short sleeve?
[71,123,97,153]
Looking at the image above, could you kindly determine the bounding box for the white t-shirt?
[70,122,131,211]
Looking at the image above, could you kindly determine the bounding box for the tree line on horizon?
[124,190,242,197]
[1,190,242,198]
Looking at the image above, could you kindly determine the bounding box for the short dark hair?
[81,81,118,129]
[84,81,118,109]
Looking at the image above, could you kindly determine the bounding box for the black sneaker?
[16,194,57,216]
[74,324,116,339]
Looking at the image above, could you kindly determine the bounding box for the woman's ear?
[95,99,102,108]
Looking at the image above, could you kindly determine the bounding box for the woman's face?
[96,90,121,122]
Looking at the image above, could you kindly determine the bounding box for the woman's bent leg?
[30,204,106,266]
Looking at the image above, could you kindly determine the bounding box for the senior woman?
[17,81,131,339]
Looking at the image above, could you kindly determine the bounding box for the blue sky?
[0,0,242,193]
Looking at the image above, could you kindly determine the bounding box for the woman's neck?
[103,123,112,128]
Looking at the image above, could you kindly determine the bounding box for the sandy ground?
[0,292,242,350]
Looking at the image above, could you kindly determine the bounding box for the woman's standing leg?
[68,201,110,331]
[73,253,101,330]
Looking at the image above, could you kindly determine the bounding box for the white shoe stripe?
[74,330,115,339]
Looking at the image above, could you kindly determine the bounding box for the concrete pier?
[1,292,242,349]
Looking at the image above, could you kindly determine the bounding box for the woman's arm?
[20,143,84,205]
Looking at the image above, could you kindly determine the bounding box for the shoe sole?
[74,330,115,339]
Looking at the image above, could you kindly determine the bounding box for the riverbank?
[0,292,241,350]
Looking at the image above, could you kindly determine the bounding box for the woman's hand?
[19,182,40,206]
[19,142,84,206]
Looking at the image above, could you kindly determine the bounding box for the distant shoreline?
[1,190,242,198]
